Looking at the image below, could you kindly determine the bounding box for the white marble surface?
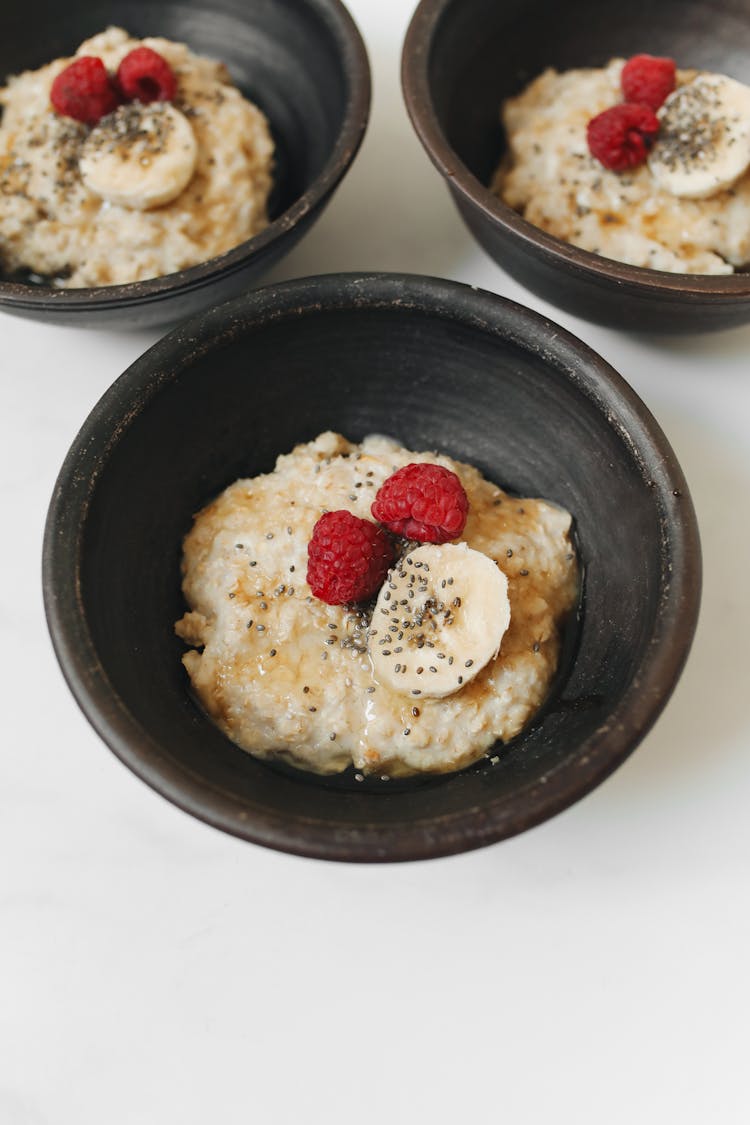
[2,2,750,1121]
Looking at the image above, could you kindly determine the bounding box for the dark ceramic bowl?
[43,274,701,861]
[0,0,369,330]
[402,0,750,333]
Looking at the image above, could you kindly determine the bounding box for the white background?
[2,2,750,1121]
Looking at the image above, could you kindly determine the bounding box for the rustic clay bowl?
[43,274,701,861]
[0,0,369,329]
[402,0,750,333]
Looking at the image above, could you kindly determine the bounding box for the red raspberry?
[621,54,677,111]
[307,510,395,605]
[587,103,660,172]
[116,47,177,104]
[371,463,469,544]
[50,57,120,124]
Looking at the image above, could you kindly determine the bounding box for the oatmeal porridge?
[494,57,750,274]
[175,432,579,778]
[0,27,273,286]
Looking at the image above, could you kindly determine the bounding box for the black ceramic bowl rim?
[402,0,750,304]
[0,0,370,317]
[42,273,701,861]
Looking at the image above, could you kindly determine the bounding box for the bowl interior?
[0,0,354,283]
[423,0,750,193]
[46,277,697,860]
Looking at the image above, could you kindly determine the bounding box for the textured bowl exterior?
[0,0,370,329]
[43,274,701,861]
[402,0,750,333]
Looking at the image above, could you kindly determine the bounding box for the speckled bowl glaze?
[402,0,750,333]
[0,0,369,329]
[43,274,701,861]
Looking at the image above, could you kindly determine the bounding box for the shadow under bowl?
[0,0,369,329]
[402,0,750,333]
[42,273,701,861]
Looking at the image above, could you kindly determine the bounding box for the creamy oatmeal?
[0,27,273,286]
[494,59,750,274]
[175,432,579,778]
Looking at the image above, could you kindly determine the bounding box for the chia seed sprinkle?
[654,79,732,178]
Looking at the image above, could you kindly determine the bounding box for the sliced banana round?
[648,74,750,199]
[368,543,510,699]
[80,101,198,211]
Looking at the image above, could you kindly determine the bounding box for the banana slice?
[648,74,750,199]
[80,102,198,210]
[368,543,510,699]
